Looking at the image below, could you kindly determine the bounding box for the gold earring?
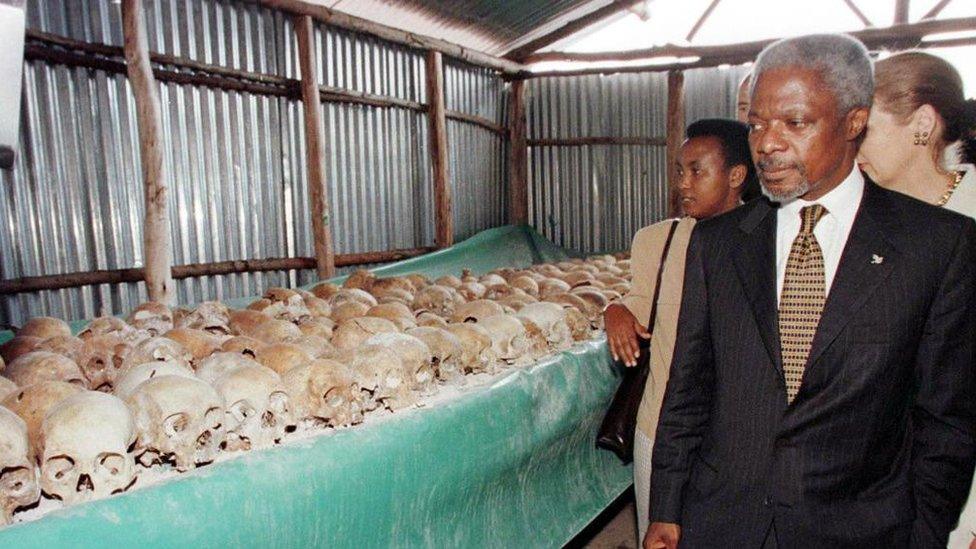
[914,131,929,146]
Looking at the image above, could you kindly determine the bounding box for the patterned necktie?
[779,204,828,404]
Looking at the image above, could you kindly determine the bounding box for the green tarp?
[0,225,631,548]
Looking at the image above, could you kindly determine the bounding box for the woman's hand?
[604,303,650,366]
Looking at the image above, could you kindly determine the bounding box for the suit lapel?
[805,181,900,370]
[732,200,783,374]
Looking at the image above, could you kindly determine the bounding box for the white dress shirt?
[776,167,865,305]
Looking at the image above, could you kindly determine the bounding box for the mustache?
[757,158,800,172]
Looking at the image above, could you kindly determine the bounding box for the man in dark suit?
[644,34,976,549]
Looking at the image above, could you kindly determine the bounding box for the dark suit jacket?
[649,180,976,549]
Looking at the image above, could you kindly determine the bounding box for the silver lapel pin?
[871,254,884,264]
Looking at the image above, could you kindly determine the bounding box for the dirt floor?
[566,489,638,549]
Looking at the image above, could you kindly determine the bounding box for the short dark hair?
[685,118,761,202]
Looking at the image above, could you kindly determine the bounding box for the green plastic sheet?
[0,225,631,548]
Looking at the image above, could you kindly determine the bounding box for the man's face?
[747,67,864,202]
[677,136,741,219]
[736,77,751,123]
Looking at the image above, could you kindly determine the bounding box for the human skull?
[562,307,592,341]
[163,328,224,362]
[372,288,415,307]
[227,310,273,338]
[328,289,378,309]
[366,303,416,331]
[251,319,304,345]
[310,282,340,300]
[434,275,462,289]
[342,269,376,291]
[196,352,265,384]
[412,285,464,317]
[5,352,87,388]
[220,336,267,358]
[78,316,139,344]
[16,317,72,340]
[364,333,435,394]
[290,335,337,359]
[295,290,332,318]
[177,301,232,336]
[405,327,464,382]
[39,391,137,505]
[77,334,132,391]
[297,317,335,340]
[450,300,506,324]
[34,335,86,364]
[0,406,39,525]
[444,323,495,374]
[415,311,449,329]
[213,364,294,452]
[331,317,399,352]
[282,359,364,428]
[330,301,371,324]
[370,276,415,295]
[2,381,85,459]
[538,278,572,299]
[570,287,610,324]
[404,274,431,291]
[510,275,540,297]
[561,271,596,288]
[126,376,224,471]
[252,288,311,323]
[126,302,174,337]
[478,315,531,365]
[457,281,487,301]
[123,337,192,372]
[515,302,573,354]
[0,336,43,365]
[113,360,196,400]
[478,273,508,288]
[348,343,414,411]
[255,343,313,376]
[0,377,16,402]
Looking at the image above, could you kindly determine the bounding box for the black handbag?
[596,219,680,464]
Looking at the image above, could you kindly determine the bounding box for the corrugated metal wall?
[526,72,669,254]
[0,0,509,327]
[525,65,750,255]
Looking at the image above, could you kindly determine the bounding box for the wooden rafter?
[841,0,874,27]
[894,0,910,24]
[503,0,643,61]
[686,0,723,42]
[923,0,954,20]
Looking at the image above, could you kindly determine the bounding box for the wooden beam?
[518,16,976,67]
[426,51,453,248]
[295,14,336,279]
[0,248,439,295]
[895,0,910,24]
[503,0,642,61]
[508,80,529,226]
[922,0,954,20]
[445,109,507,135]
[686,0,723,42]
[841,0,874,27]
[527,136,666,147]
[259,0,525,74]
[666,70,685,218]
[121,0,174,305]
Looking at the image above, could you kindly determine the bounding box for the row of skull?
[0,253,631,526]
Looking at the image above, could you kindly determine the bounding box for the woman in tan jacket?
[604,119,759,540]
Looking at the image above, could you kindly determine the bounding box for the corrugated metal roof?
[320,0,622,56]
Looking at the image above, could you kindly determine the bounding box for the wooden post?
[121,0,174,304]
[508,80,529,226]
[894,0,910,24]
[666,70,685,218]
[426,50,453,248]
[294,14,335,279]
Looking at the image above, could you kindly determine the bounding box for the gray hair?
[751,33,874,114]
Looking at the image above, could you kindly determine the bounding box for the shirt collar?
[779,166,865,222]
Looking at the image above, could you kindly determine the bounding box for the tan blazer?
[618,217,696,440]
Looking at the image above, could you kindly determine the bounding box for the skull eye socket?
[163,413,190,436]
[230,401,255,423]
[97,453,126,476]
[44,456,75,481]
[204,407,223,431]
[0,466,30,493]
[269,392,290,414]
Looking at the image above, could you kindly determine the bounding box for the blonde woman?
[857,50,976,549]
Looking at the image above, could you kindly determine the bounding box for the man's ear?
[846,107,869,141]
[728,164,746,189]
